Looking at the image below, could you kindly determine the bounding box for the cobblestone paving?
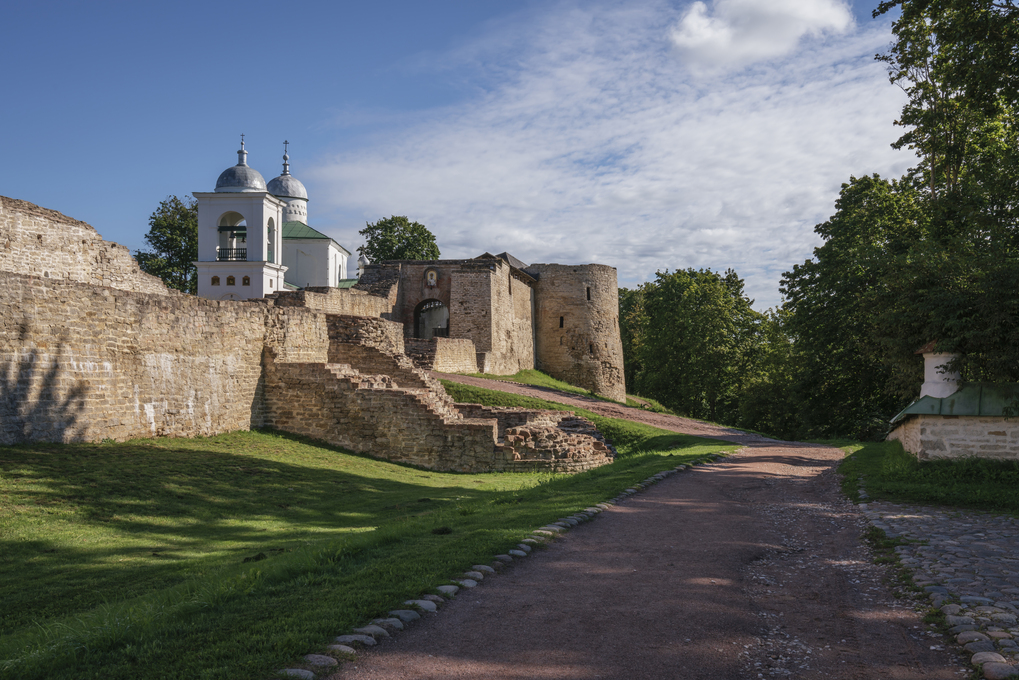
[862,501,1019,678]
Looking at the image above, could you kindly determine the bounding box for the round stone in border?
[353,624,389,639]
[404,599,438,612]
[457,578,479,588]
[328,644,357,655]
[334,634,376,647]
[304,654,338,667]
[494,554,513,563]
[372,617,404,632]
[464,570,485,580]
[509,549,527,558]
[516,544,532,553]
[973,652,1008,665]
[960,632,991,643]
[437,585,459,597]
[388,609,421,623]
[279,670,315,680]
[982,662,1019,680]
[472,564,496,574]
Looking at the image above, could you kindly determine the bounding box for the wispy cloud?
[310,0,911,309]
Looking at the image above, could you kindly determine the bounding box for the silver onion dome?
[215,137,267,193]
[266,141,308,199]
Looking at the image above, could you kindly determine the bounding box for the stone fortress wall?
[524,263,626,403]
[0,197,614,472]
[0,196,169,295]
[0,269,325,445]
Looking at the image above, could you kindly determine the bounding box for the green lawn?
[838,440,1019,514]
[456,369,676,414]
[0,392,733,680]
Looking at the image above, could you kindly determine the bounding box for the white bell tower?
[193,136,288,301]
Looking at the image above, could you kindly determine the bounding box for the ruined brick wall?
[263,362,503,472]
[525,263,626,402]
[0,270,327,445]
[268,286,393,319]
[0,196,170,295]
[888,415,1019,461]
[405,338,479,373]
[325,315,405,355]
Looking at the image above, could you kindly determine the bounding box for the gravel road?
[324,375,963,680]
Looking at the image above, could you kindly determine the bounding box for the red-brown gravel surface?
[325,375,963,680]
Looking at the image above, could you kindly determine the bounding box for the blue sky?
[2,0,910,309]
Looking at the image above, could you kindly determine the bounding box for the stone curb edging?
[856,485,1019,680]
[276,453,727,678]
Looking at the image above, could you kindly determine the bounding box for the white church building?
[194,138,351,301]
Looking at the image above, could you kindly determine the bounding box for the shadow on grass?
[0,433,528,634]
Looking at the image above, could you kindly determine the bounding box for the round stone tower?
[525,263,626,402]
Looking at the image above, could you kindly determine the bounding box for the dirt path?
[327,377,963,679]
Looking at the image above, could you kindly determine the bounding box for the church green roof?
[890,383,1019,423]
[282,221,331,240]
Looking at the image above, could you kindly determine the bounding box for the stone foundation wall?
[0,270,326,445]
[0,196,170,296]
[888,415,1019,461]
[404,338,479,374]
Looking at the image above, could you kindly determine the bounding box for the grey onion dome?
[266,147,308,199]
[215,143,267,193]
[267,173,307,199]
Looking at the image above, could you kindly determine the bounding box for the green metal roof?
[282,221,331,240]
[336,278,359,289]
[890,383,1019,423]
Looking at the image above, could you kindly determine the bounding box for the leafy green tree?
[736,309,799,440]
[135,195,198,294]
[617,286,646,391]
[781,175,924,438]
[631,268,763,423]
[358,216,440,262]
[870,0,1019,387]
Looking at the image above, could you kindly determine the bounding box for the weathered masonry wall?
[267,286,393,319]
[263,362,503,472]
[484,263,535,375]
[0,196,170,295]
[405,338,479,374]
[888,416,1019,461]
[526,263,626,402]
[0,270,326,445]
[325,315,405,355]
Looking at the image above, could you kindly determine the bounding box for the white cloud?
[310,0,911,310]
[670,0,854,70]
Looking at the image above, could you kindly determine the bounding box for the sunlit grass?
[0,395,733,680]
[837,439,1019,514]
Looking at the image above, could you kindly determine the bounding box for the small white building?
[194,138,350,301]
[888,344,1019,461]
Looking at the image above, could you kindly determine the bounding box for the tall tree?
[358,216,440,262]
[871,0,1019,385]
[781,175,924,438]
[135,195,198,294]
[631,268,763,423]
